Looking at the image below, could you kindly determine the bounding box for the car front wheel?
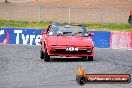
[88,56,93,61]
[44,48,50,62]
[40,49,44,59]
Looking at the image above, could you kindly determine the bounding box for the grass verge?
[0,20,132,32]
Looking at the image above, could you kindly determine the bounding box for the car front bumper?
[48,46,94,56]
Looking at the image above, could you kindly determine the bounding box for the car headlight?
[87,47,91,52]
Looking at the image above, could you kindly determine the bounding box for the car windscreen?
[47,25,87,36]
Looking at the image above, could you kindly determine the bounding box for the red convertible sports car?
[40,23,94,62]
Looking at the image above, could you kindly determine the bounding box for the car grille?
[51,49,91,54]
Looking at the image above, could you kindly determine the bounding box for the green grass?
[83,23,132,32]
[0,20,51,29]
[0,20,132,32]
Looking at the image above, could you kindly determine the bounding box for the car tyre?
[40,49,44,59]
[44,49,50,62]
[88,56,93,61]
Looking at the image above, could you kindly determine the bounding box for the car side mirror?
[88,33,94,36]
[42,31,46,35]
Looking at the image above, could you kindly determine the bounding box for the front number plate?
[66,47,78,51]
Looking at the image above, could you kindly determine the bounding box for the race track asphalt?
[0,44,132,88]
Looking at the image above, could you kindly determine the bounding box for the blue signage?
[0,28,111,48]
[0,28,43,45]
